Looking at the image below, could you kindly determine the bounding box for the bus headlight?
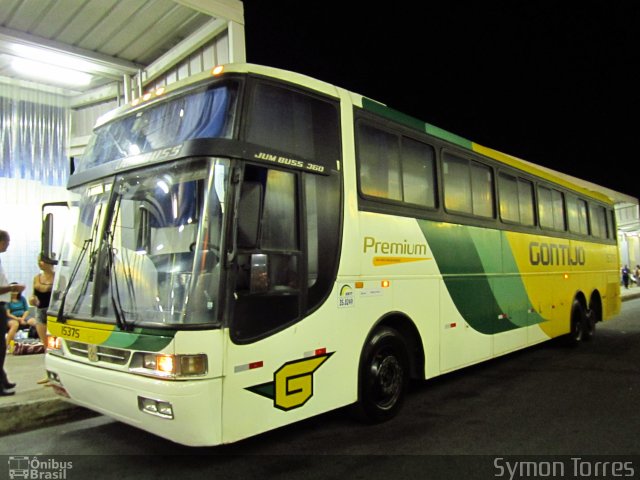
[143,354,175,373]
[131,353,208,379]
[46,335,62,351]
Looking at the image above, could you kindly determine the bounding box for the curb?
[621,291,640,302]
[0,397,98,437]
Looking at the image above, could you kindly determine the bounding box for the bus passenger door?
[219,154,342,443]
[221,164,308,443]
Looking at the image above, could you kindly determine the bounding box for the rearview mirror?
[249,253,268,294]
[41,202,69,265]
[42,213,55,264]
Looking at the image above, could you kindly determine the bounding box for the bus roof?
[97,62,616,205]
[358,97,615,205]
[95,63,340,129]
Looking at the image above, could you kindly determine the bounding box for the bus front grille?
[66,341,131,365]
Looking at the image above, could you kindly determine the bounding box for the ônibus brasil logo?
[8,456,73,479]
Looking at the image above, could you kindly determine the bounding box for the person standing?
[0,229,26,396]
[622,265,630,289]
[30,254,55,384]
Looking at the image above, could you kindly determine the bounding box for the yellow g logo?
[246,352,334,411]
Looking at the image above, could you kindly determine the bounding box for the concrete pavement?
[0,351,96,436]
[2,286,640,437]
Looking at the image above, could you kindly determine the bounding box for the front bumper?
[46,353,223,446]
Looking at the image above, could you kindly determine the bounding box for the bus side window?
[443,152,494,218]
[567,195,589,235]
[499,173,534,225]
[358,123,401,200]
[590,204,607,239]
[539,185,567,232]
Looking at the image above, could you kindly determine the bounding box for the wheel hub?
[374,355,402,407]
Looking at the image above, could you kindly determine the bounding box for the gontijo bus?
[44,63,621,446]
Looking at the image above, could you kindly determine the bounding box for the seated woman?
[6,283,36,350]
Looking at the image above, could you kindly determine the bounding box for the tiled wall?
[0,178,71,299]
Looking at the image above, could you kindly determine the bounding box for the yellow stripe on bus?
[373,256,431,266]
[48,318,116,344]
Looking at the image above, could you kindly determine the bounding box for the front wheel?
[354,327,409,423]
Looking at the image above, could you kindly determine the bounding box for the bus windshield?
[52,158,228,328]
[79,82,237,172]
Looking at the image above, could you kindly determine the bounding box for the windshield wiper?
[56,238,92,324]
[104,201,133,332]
[106,241,130,331]
[65,202,105,317]
[57,200,105,323]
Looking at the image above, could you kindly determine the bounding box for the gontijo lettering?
[363,236,428,255]
[529,241,586,266]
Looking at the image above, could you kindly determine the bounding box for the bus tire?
[354,326,409,423]
[583,309,596,341]
[566,299,586,346]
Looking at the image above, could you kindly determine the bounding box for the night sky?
[241,2,640,200]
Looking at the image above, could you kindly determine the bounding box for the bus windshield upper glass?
[52,158,228,328]
[53,74,342,330]
[79,82,238,172]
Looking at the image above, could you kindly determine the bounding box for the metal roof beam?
[70,82,120,108]
[172,0,244,25]
[142,17,228,85]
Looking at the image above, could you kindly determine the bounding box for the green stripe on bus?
[418,220,545,334]
[424,124,472,149]
[361,97,473,149]
[471,228,546,329]
[101,328,175,352]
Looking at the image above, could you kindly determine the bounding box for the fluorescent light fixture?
[12,44,97,73]
[11,57,92,87]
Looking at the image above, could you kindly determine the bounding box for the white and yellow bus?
[44,63,621,446]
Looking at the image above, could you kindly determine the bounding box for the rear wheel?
[583,309,596,341]
[566,299,586,346]
[354,327,409,423]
